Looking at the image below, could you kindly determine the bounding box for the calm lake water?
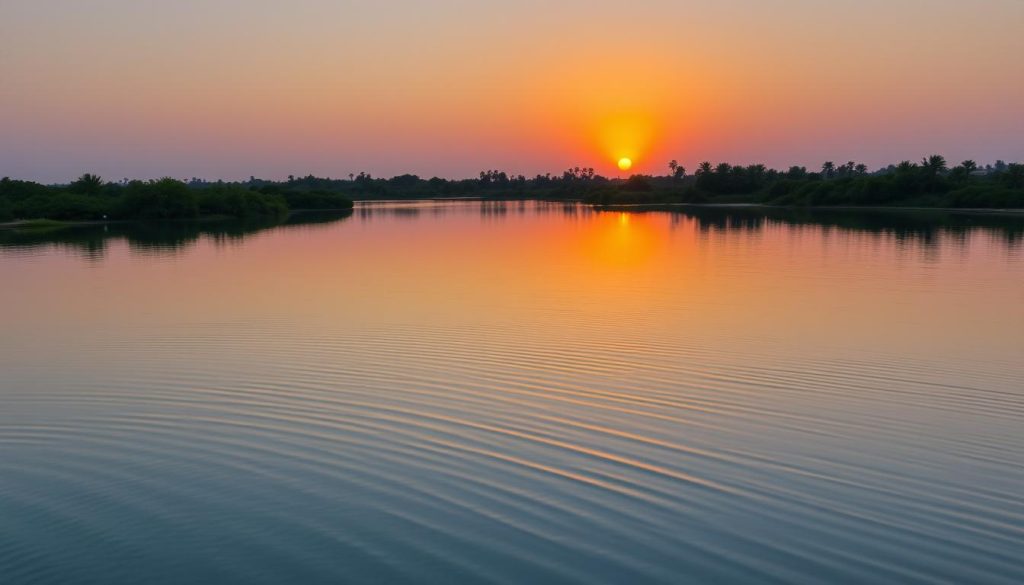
[2,202,1023,584]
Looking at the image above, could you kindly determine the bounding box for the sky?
[2,0,1023,183]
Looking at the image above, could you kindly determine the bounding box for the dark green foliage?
[1003,164,1024,189]
[622,175,653,192]
[274,189,354,210]
[18,192,110,220]
[1,177,52,202]
[944,186,1024,209]
[769,165,1023,208]
[388,174,421,188]
[2,156,1022,224]
[118,179,199,219]
[197,185,288,218]
[1,177,112,219]
[590,155,1022,207]
[0,176,343,223]
[694,163,778,195]
[68,173,105,196]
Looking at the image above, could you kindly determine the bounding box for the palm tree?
[822,161,836,179]
[668,160,685,181]
[696,161,713,176]
[961,160,978,176]
[921,155,947,177]
[69,173,104,195]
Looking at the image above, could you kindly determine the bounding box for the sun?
[617,157,633,172]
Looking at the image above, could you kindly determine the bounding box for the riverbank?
[0,208,354,231]
[594,202,1024,216]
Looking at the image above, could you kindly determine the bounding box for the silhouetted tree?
[786,166,808,179]
[69,173,104,196]
[668,160,686,181]
[921,155,947,177]
[1004,164,1024,189]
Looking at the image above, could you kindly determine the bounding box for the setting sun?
[617,157,633,172]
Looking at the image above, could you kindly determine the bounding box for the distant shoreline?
[5,161,1022,222]
[0,208,354,230]
[592,202,1024,216]
[5,201,1023,232]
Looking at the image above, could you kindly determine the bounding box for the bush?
[118,179,199,219]
[945,186,1024,208]
[15,193,110,220]
[622,175,653,192]
[0,197,12,222]
[278,189,353,210]
[0,178,51,202]
[198,186,288,218]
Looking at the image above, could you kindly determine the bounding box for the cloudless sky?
[2,0,1023,182]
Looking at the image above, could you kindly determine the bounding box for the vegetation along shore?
[2,156,1021,223]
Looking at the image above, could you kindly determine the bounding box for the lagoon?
[1,202,1023,584]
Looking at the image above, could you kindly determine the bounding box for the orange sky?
[2,0,1023,182]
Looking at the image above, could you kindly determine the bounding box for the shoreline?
[593,202,1024,216]
[0,208,354,230]
[3,202,1023,231]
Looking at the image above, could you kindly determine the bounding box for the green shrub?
[14,193,110,220]
[278,189,353,210]
[198,186,288,217]
[0,197,12,222]
[118,179,199,219]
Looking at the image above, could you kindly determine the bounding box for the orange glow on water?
[3,202,1021,369]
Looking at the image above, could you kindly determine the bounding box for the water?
[1,202,1023,584]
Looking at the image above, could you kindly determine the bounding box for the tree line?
[587,156,1024,208]
[0,176,353,222]
[2,156,1022,223]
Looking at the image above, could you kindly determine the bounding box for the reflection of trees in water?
[355,201,439,221]
[529,200,593,220]
[479,201,508,220]
[0,210,353,260]
[351,201,1022,250]
[16,202,1019,261]
[353,200,541,222]
[657,206,1024,251]
[357,205,423,221]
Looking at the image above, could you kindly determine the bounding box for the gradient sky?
[2,0,1023,182]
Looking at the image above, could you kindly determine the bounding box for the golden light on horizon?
[618,157,633,172]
